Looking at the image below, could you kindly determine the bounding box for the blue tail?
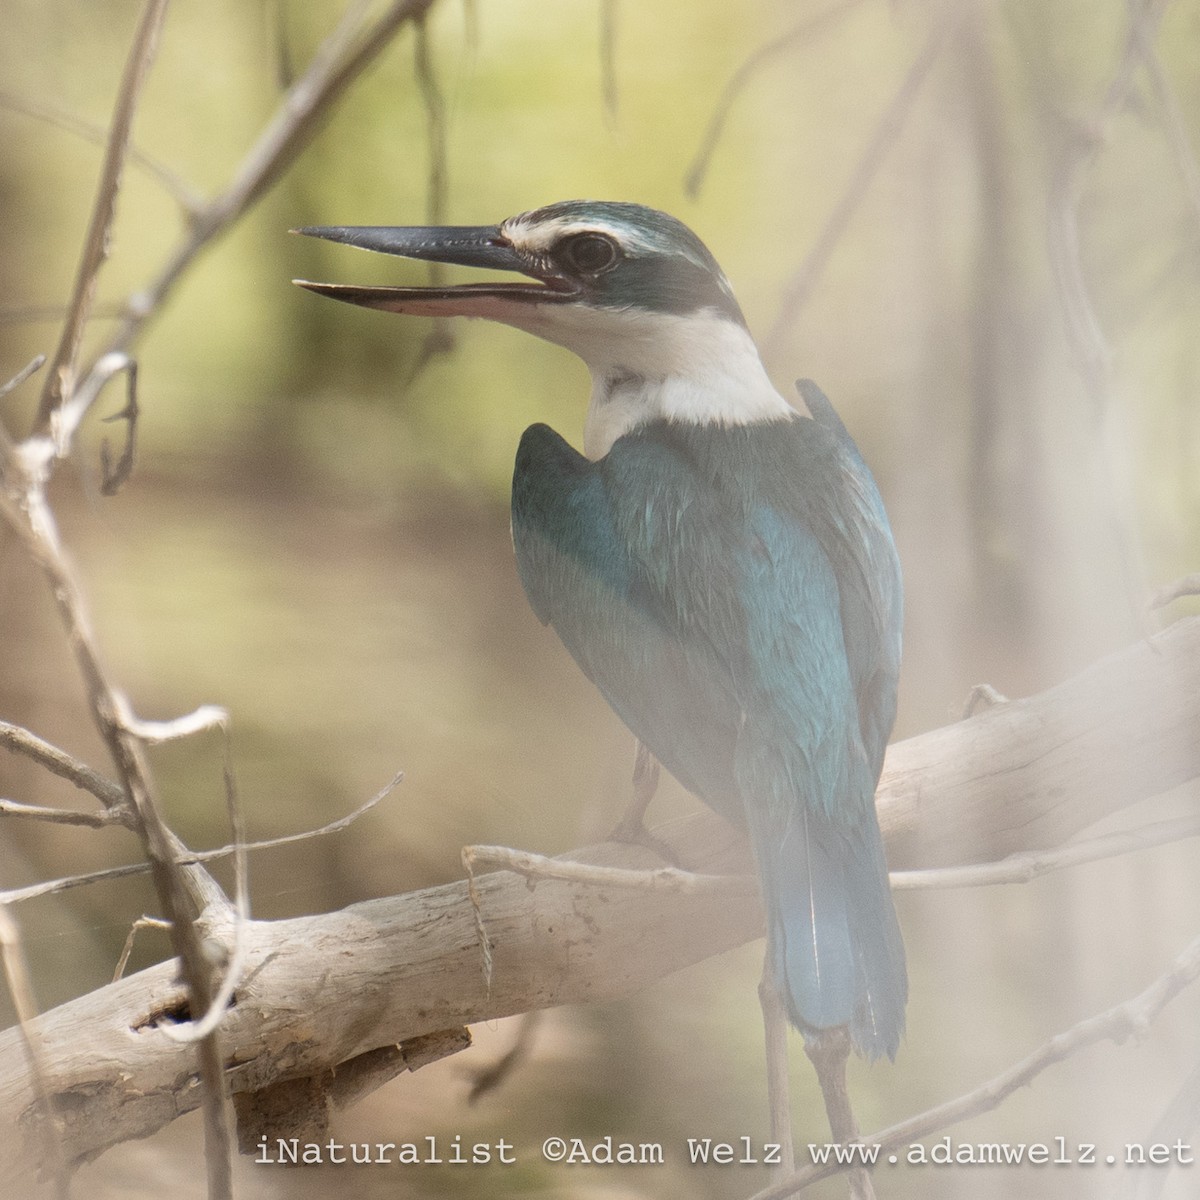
[758,808,907,1060]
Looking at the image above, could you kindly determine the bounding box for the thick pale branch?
[876,616,1200,867]
[0,618,1197,1180]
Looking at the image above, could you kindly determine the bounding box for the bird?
[293,200,906,1162]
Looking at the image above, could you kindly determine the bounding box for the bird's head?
[295,200,795,457]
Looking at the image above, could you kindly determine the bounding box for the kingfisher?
[294,199,906,1116]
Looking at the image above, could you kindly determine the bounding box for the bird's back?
[512,382,906,1057]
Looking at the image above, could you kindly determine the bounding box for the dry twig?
[5,5,239,1192]
[1150,572,1200,611]
[764,16,956,356]
[0,720,128,814]
[464,843,757,896]
[0,905,70,1200]
[0,773,401,908]
[684,0,867,197]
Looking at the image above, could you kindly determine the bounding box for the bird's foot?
[607,814,681,866]
[607,743,680,865]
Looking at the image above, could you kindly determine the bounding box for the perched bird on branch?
[295,201,906,1186]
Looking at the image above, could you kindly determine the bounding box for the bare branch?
[0,302,126,329]
[0,905,70,1200]
[764,16,956,356]
[0,87,204,215]
[467,1010,541,1104]
[98,359,139,495]
[891,813,1200,891]
[50,350,134,465]
[1150,573,1200,610]
[2,6,238,1183]
[94,0,443,372]
[877,616,1200,870]
[599,0,620,124]
[116,701,229,745]
[464,843,757,896]
[112,916,173,983]
[0,799,123,828]
[164,719,249,1045]
[32,0,168,436]
[684,0,867,197]
[961,682,1008,717]
[0,355,47,402]
[407,9,458,376]
[1135,27,1200,237]
[1047,0,1169,407]
[0,720,128,815]
[0,773,401,907]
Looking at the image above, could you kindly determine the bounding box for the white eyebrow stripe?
[500,214,659,255]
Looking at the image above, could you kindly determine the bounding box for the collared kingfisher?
[294,201,907,1163]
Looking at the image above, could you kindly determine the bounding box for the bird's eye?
[558,233,620,275]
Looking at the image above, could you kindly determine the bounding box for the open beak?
[292,224,576,318]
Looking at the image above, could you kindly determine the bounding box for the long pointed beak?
[292,224,576,318]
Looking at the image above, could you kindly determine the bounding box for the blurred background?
[1,0,1199,1196]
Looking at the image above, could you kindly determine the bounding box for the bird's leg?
[757,958,796,1179]
[607,740,678,864]
[804,1026,875,1200]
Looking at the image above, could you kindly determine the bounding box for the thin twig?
[1149,572,1200,610]
[0,355,47,402]
[32,0,168,435]
[0,87,204,215]
[269,0,297,90]
[91,0,441,376]
[116,701,229,745]
[684,0,867,197]
[461,844,495,995]
[599,0,620,125]
[1133,23,1200,235]
[748,933,1200,1198]
[0,905,70,1200]
[1047,0,1169,405]
[165,719,250,1044]
[51,350,134,465]
[962,682,1008,718]
[764,15,956,355]
[113,915,173,982]
[0,799,123,828]
[407,10,457,377]
[98,359,139,495]
[890,813,1200,890]
[0,774,401,907]
[463,843,759,896]
[0,720,128,814]
[0,302,126,328]
[1043,0,1167,634]
[467,1010,542,1104]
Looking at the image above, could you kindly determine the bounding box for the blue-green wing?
[510,412,905,1057]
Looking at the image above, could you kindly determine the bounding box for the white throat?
[534,307,799,459]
